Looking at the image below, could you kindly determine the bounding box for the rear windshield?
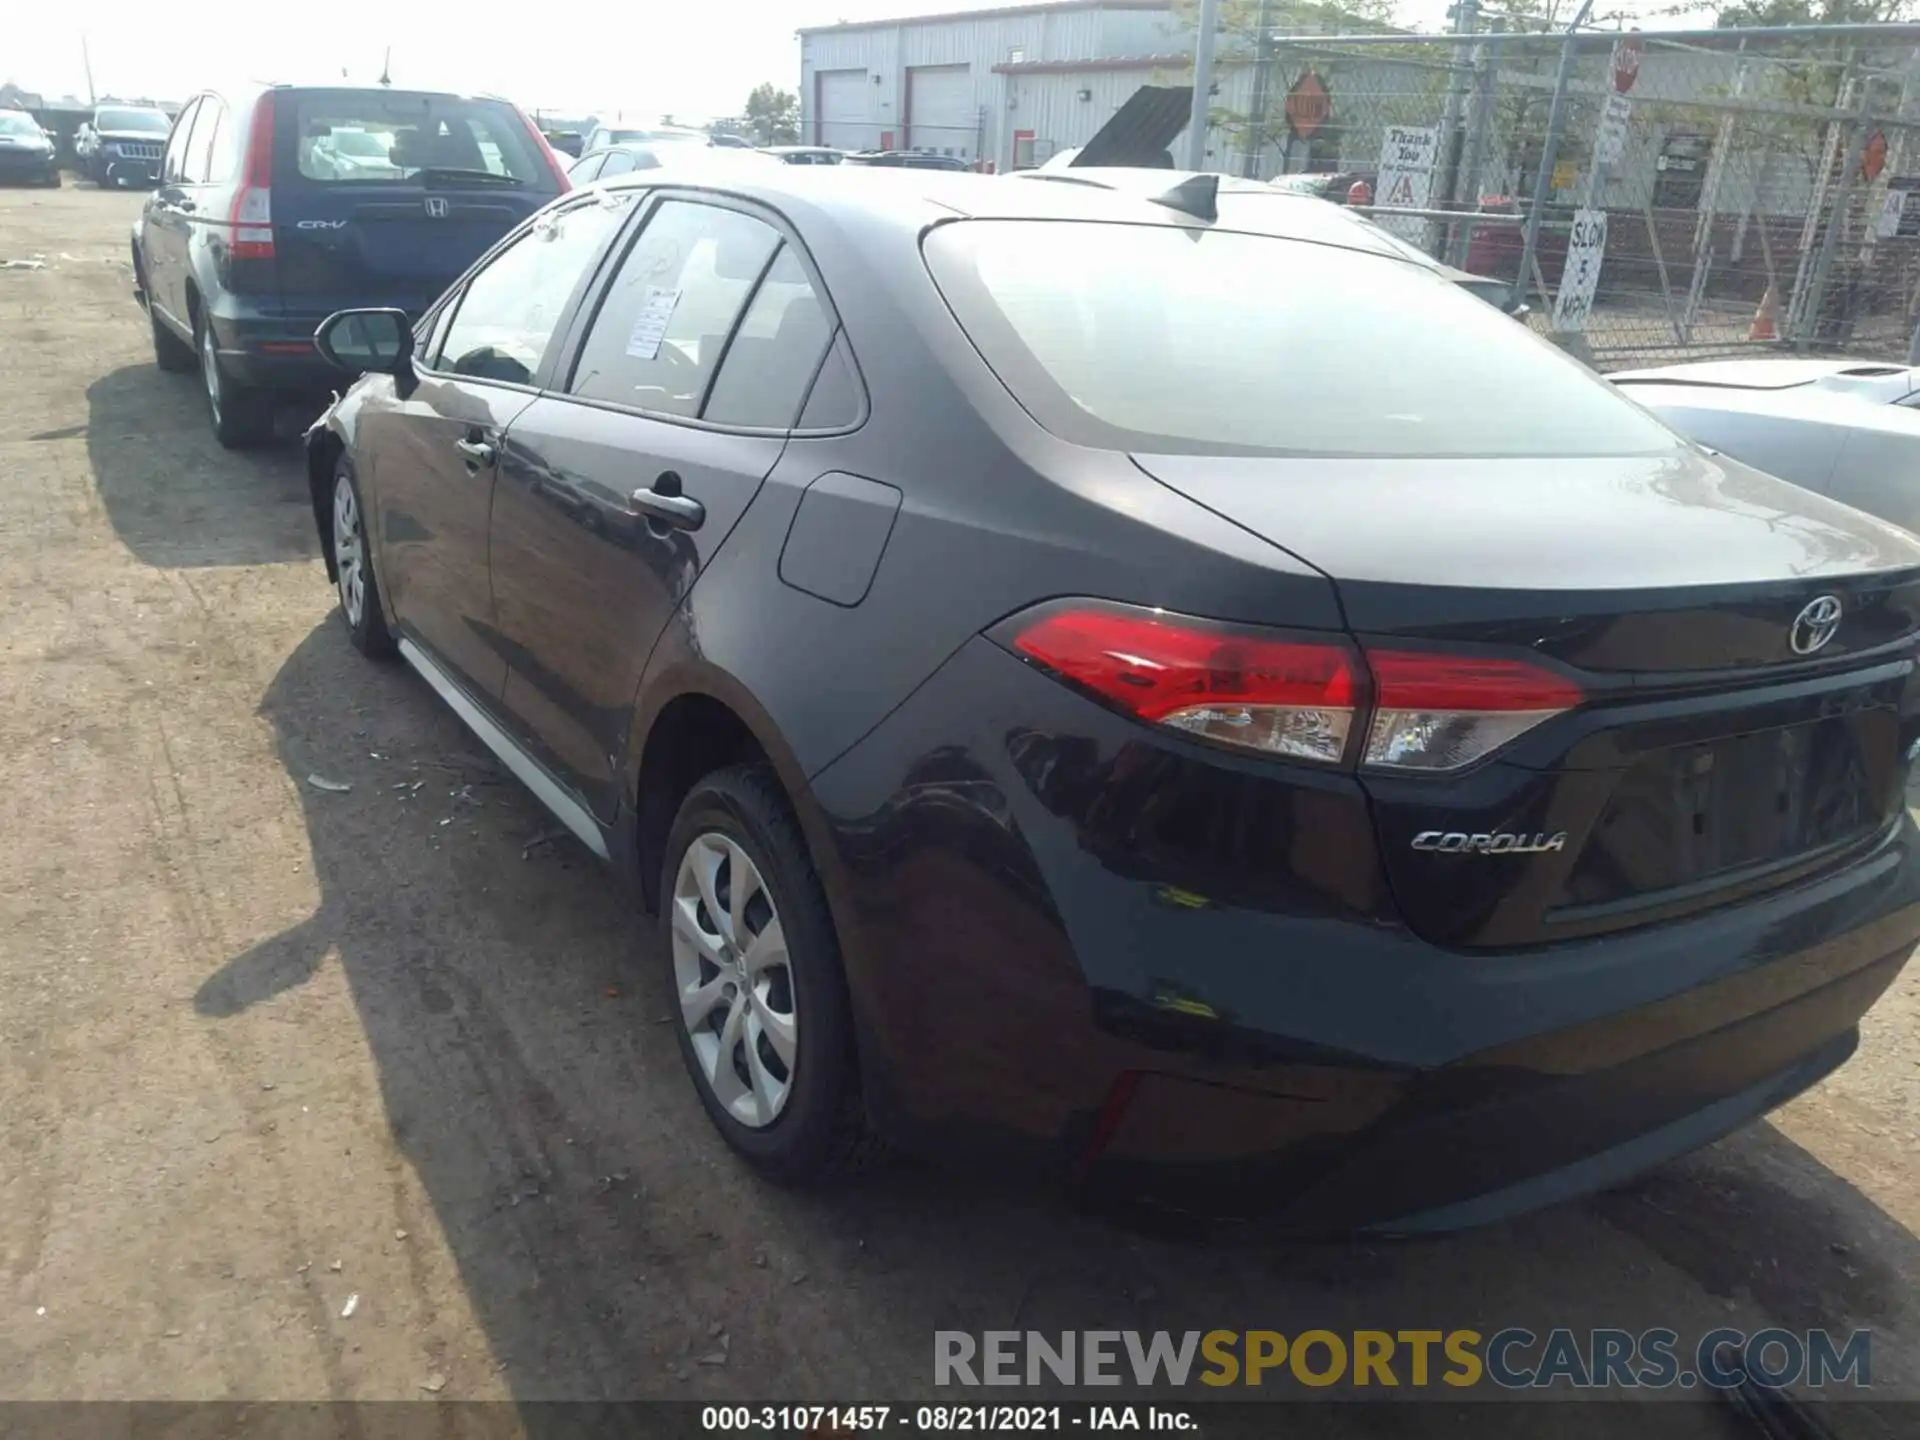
[923,219,1681,459]
[97,108,170,134]
[288,91,550,189]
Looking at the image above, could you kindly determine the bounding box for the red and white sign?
[1612,35,1645,95]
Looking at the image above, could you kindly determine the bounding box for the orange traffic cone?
[1749,282,1780,342]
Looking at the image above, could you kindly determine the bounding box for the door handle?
[455,437,497,467]
[629,473,705,531]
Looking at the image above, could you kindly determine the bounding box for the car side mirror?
[315,308,413,376]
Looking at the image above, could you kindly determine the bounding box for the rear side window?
[435,198,630,385]
[923,219,1681,459]
[567,200,781,418]
[183,100,228,183]
[703,247,834,429]
[161,99,198,184]
[286,91,550,189]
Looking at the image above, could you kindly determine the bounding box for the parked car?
[568,141,777,185]
[543,129,585,158]
[0,108,60,187]
[1269,169,1377,205]
[304,166,1920,1229]
[844,149,971,171]
[77,104,172,187]
[304,126,402,181]
[581,123,706,153]
[1613,358,1920,535]
[132,82,569,447]
[763,145,844,166]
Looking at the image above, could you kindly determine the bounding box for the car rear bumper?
[806,635,1920,1231]
[202,306,342,391]
[205,301,431,390]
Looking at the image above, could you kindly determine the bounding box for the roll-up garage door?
[816,69,869,151]
[906,64,974,160]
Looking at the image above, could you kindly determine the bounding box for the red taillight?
[227,98,276,260]
[1009,606,1361,766]
[1363,650,1583,773]
[519,108,572,192]
[1002,603,1584,773]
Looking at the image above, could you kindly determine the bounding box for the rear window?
[287,91,549,189]
[923,219,1681,459]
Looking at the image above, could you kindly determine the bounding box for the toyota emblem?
[424,196,449,219]
[1789,595,1843,655]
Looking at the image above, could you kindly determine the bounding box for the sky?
[5,0,1671,121]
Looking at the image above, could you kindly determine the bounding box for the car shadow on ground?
[188,621,1916,1432]
[85,362,324,567]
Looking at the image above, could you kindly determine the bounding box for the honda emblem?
[424,196,449,219]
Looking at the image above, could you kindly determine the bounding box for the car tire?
[329,459,395,659]
[660,765,877,1184]
[150,305,193,373]
[198,317,274,449]
[44,170,62,189]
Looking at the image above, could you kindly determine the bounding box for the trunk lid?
[269,89,560,319]
[1135,448,1920,948]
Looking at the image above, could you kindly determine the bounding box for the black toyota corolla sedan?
[304,166,1920,1232]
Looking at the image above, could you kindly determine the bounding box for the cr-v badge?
[1412,831,1569,854]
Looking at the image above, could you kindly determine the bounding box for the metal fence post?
[1516,4,1594,308]
[1799,70,1878,349]
[1187,0,1221,171]
[1243,0,1276,178]
[1449,19,1502,269]
[1434,0,1481,259]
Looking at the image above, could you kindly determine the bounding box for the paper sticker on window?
[625,286,681,360]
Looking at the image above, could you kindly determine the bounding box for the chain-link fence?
[1221,19,1920,370]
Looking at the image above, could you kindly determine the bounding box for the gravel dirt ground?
[2,184,1918,1434]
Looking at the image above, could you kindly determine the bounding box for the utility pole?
[1242,0,1276,179]
[81,32,96,107]
[378,47,392,88]
[1187,0,1221,171]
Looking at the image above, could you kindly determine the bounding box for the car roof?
[591,163,1436,268]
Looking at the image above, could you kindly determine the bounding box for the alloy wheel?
[332,475,365,627]
[671,832,797,1129]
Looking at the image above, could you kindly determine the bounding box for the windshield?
[0,113,42,137]
[97,108,170,133]
[924,219,1680,459]
[291,91,549,187]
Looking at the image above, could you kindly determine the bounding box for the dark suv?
[133,84,569,446]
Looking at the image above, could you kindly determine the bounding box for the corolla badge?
[1789,595,1843,655]
[1412,831,1568,855]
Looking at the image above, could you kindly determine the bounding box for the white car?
[1613,359,1920,534]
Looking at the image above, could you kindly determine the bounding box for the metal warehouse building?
[800,0,1202,172]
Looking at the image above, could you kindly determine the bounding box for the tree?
[1717,0,1913,22]
[744,83,801,145]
